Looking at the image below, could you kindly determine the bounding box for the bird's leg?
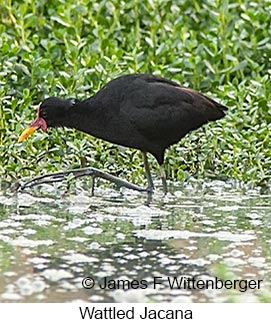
[142,152,154,192]
[91,176,96,196]
[159,164,168,195]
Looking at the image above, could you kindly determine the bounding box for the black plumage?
[19,74,228,193]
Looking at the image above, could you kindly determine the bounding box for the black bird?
[18,74,227,193]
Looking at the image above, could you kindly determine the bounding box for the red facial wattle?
[29,116,48,131]
[18,103,48,142]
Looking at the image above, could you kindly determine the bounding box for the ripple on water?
[10,237,54,248]
[135,229,256,242]
[1,276,47,300]
[41,269,73,282]
[62,253,99,264]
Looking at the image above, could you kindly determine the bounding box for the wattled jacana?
[18,74,227,193]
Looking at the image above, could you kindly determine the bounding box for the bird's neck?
[62,98,101,135]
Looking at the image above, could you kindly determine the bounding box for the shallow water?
[0,179,270,302]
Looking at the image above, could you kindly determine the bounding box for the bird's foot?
[16,167,148,195]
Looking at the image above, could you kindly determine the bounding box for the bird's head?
[18,97,78,142]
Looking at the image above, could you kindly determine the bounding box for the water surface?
[0,180,270,302]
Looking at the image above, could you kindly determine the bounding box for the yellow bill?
[18,126,38,142]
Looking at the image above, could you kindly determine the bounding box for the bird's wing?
[125,77,225,143]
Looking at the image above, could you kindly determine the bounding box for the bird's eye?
[40,110,47,118]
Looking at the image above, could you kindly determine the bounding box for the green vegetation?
[0,0,270,187]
